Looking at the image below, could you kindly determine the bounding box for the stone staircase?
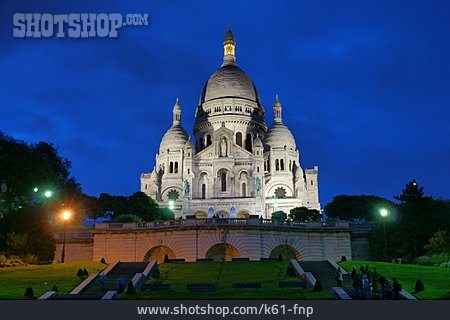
[53,262,149,299]
[298,261,353,293]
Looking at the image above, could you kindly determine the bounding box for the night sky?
[1,0,449,205]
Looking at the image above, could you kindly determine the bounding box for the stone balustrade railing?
[94,218,349,231]
[54,219,350,240]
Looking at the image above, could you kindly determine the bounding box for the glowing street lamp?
[168,200,175,210]
[60,210,72,263]
[33,187,39,193]
[44,190,53,198]
[380,208,389,261]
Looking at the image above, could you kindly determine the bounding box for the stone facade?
[140,27,320,219]
[54,220,352,263]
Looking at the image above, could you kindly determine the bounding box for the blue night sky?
[1,0,449,205]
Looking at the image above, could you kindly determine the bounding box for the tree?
[0,132,75,215]
[324,195,396,221]
[159,207,175,220]
[289,207,321,223]
[394,179,430,204]
[424,230,450,255]
[271,211,287,222]
[368,180,450,261]
[5,232,27,255]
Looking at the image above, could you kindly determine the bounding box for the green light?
[380,208,388,217]
[44,190,53,198]
[169,200,175,210]
[33,187,39,192]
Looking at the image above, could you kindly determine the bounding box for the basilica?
[140,27,320,219]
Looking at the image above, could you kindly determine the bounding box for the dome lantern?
[173,97,181,125]
[273,94,282,123]
[223,25,236,65]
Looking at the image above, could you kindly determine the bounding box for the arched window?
[174,162,178,173]
[245,133,252,152]
[236,132,243,147]
[275,159,280,171]
[242,183,247,197]
[264,162,267,171]
[169,162,174,174]
[206,134,212,147]
[289,160,292,171]
[221,172,227,192]
[280,159,284,171]
[202,184,206,199]
[311,180,314,186]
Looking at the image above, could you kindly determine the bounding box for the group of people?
[335,265,403,299]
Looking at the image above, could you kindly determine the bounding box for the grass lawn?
[340,261,450,299]
[126,261,330,299]
[0,262,106,299]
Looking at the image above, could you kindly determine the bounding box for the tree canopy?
[289,207,321,223]
[324,195,396,221]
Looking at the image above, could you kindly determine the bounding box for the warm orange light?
[61,210,72,221]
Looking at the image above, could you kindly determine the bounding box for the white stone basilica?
[141,27,320,219]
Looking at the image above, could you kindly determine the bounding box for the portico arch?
[144,245,176,263]
[236,210,250,219]
[205,243,240,261]
[194,210,208,219]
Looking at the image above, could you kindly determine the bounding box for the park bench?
[186,284,216,292]
[232,258,250,261]
[140,283,170,291]
[168,258,186,262]
[196,258,214,262]
[232,282,261,290]
[260,258,278,261]
[278,281,307,289]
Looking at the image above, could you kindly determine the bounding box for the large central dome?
[200,64,261,105]
[199,26,261,106]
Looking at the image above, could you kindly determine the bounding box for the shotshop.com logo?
[13,13,149,38]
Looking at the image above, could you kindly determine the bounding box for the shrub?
[164,254,169,263]
[415,280,425,292]
[77,269,83,277]
[0,255,7,267]
[126,281,136,295]
[21,253,38,265]
[100,257,106,264]
[313,280,323,291]
[152,269,161,278]
[117,284,125,294]
[24,287,35,299]
[82,268,89,277]
[278,254,283,261]
[416,256,433,266]
[431,253,450,266]
[52,285,58,292]
[340,256,347,262]
[286,265,296,277]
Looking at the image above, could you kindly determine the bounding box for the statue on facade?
[255,177,261,195]
[184,179,190,196]
[220,137,227,157]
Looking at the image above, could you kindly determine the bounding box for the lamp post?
[380,208,388,261]
[60,210,72,263]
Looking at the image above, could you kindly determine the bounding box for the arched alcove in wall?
[143,245,176,263]
[269,244,301,261]
[205,243,240,261]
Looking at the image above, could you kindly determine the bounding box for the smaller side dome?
[263,95,297,150]
[159,98,190,152]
